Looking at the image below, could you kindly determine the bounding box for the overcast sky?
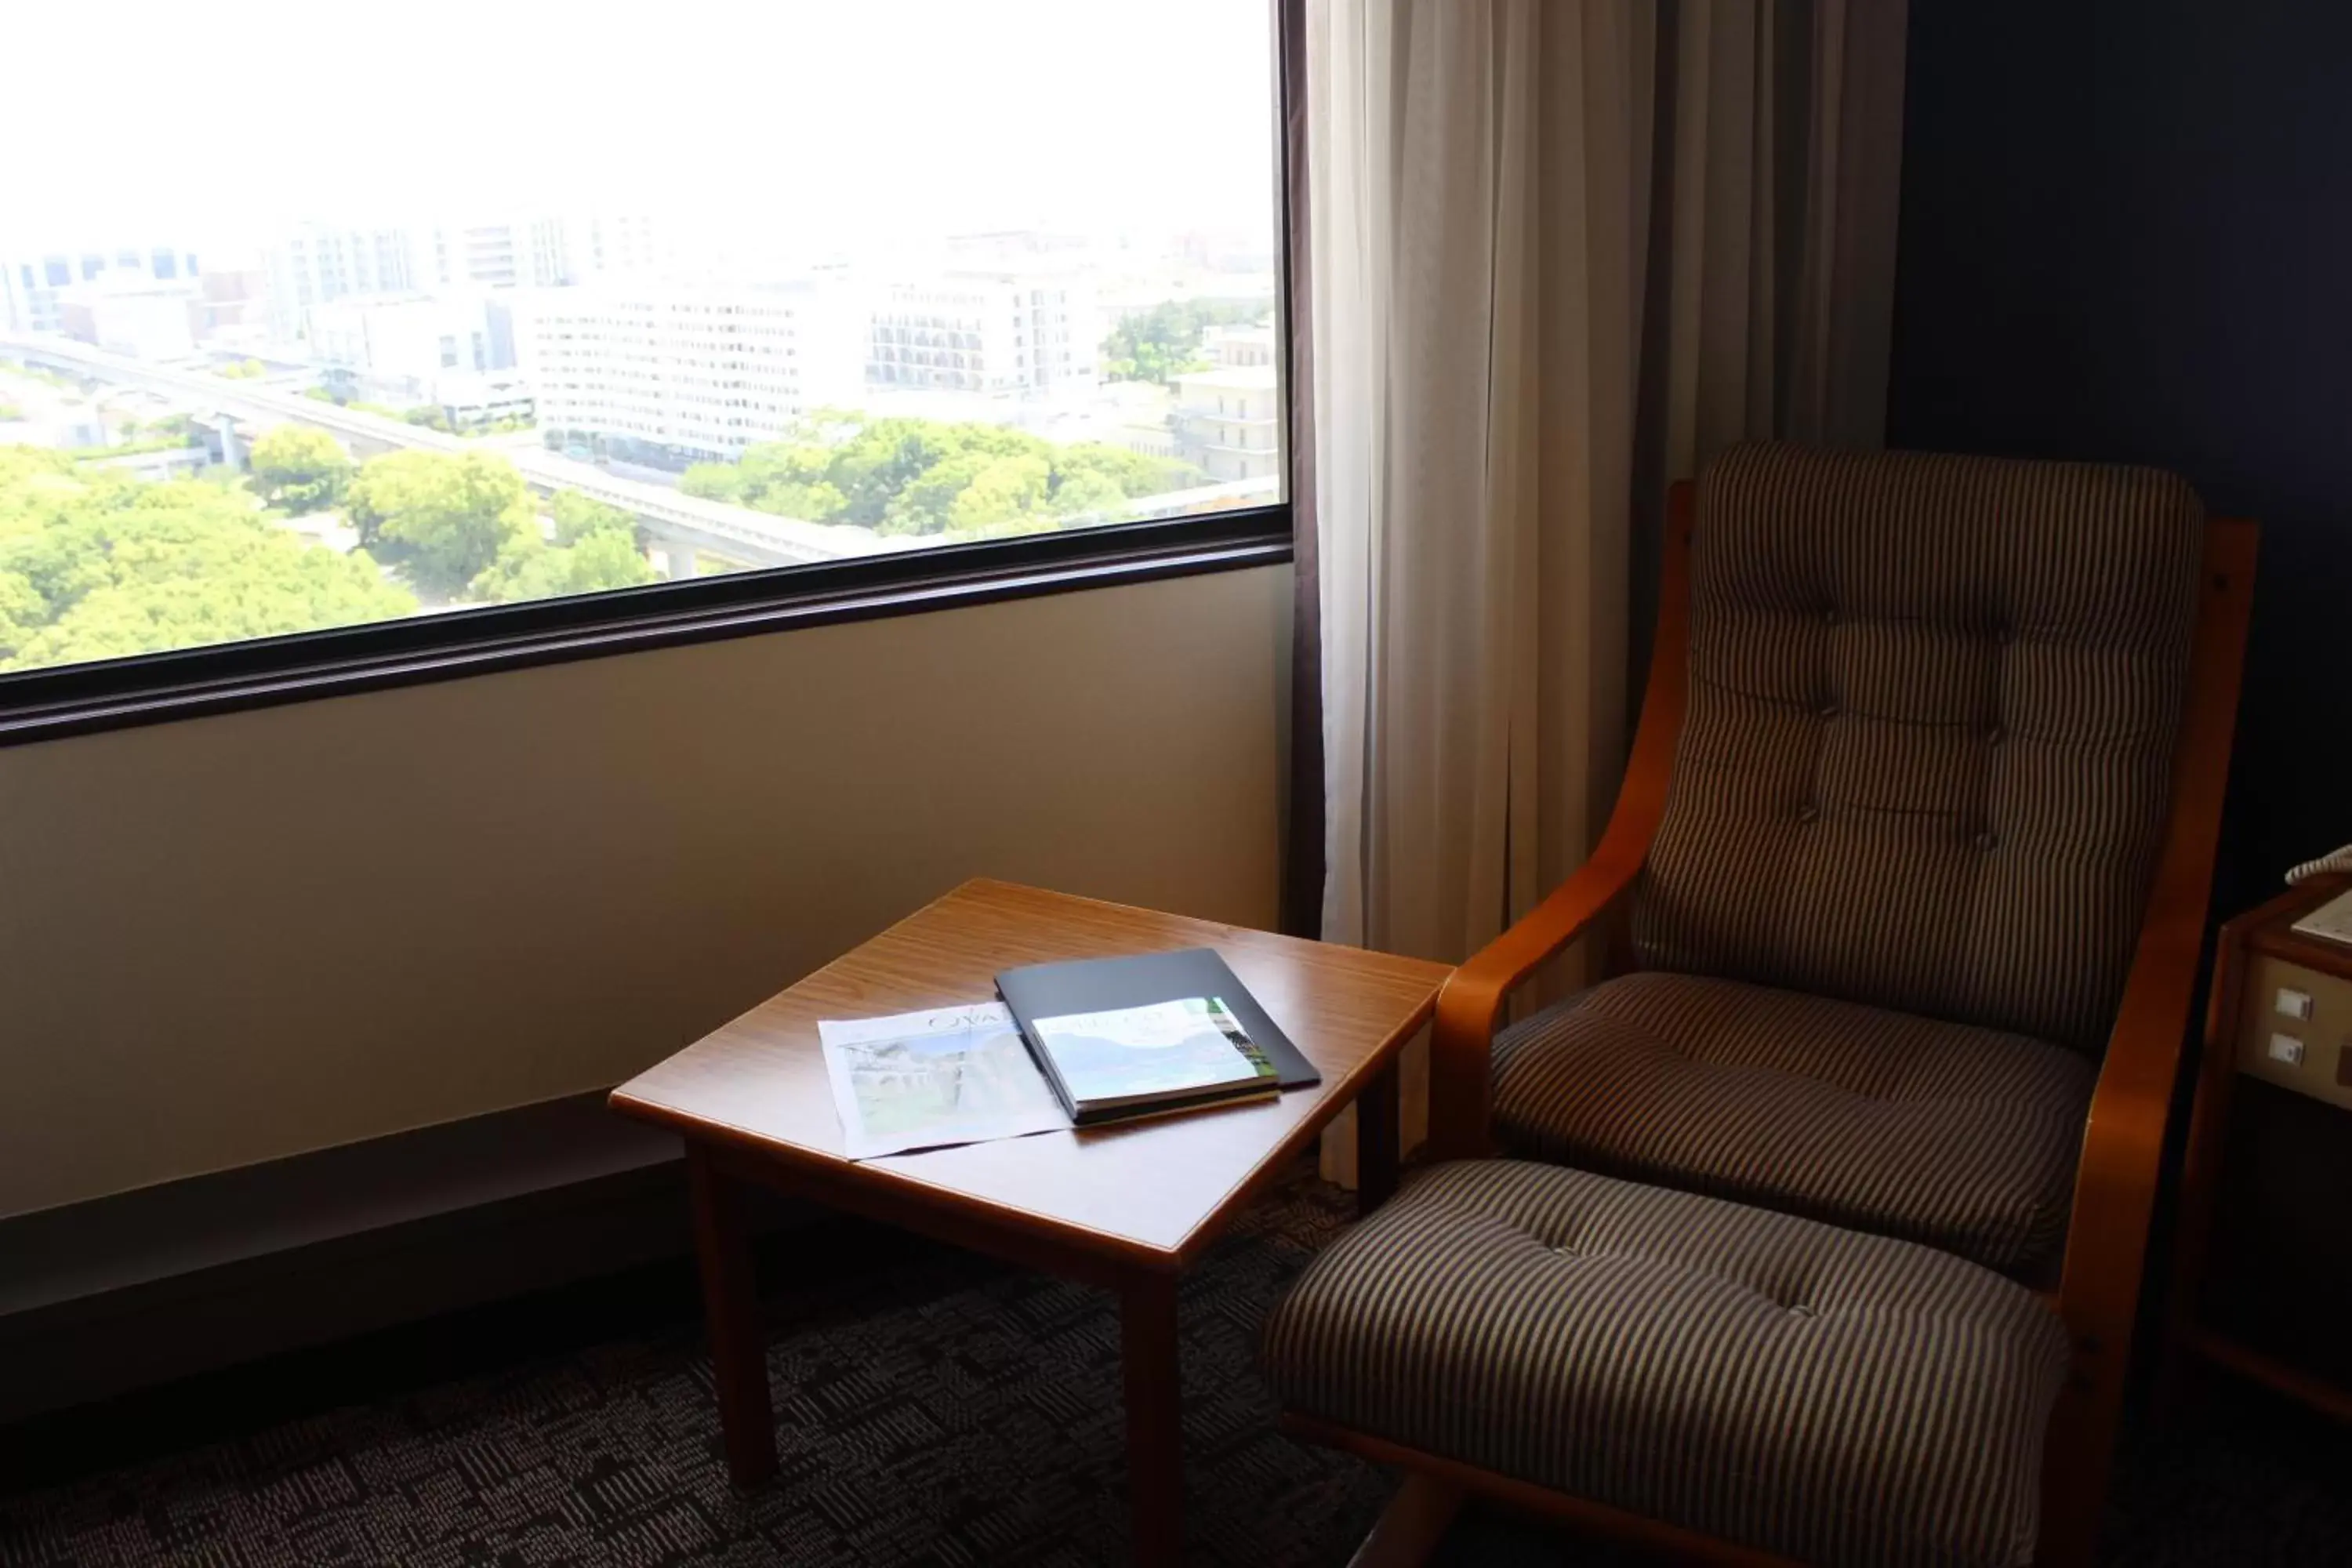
[0,0,1278,264]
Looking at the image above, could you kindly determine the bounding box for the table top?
[610,879,1450,1271]
[2242,873,2352,978]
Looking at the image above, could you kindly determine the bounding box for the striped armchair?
[1262,445,2256,1567]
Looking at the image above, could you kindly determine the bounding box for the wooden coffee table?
[608,878,1449,1567]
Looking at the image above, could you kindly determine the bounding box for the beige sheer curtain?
[1309,0,1908,1181]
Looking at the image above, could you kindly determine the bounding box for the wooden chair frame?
[1284,481,2259,1568]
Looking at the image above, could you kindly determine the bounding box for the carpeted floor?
[2,1167,2347,1566]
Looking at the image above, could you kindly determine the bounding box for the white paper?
[2292,885,2352,948]
[817,1001,1069,1160]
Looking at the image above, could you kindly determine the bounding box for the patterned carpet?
[2,1166,2349,1566]
[0,1169,1387,1567]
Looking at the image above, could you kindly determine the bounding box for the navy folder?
[993,947,1322,1091]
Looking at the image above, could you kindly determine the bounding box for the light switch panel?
[2237,953,2352,1109]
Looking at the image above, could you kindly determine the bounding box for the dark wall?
[1889,0,2352,913]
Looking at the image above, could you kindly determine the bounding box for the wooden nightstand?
[2169,873,2352,1420]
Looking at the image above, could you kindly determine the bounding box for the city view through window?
[0,1,1282,675]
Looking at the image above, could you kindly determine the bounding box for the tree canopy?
[248,426,353,515]
[474,488,655,603]
[1100,299,1271,385]
[344,449,535,600]
[0,446,415,670]
[681,412,1199,537]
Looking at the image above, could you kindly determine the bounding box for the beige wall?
[0,566,1291,1221]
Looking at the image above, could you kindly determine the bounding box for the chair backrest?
[1628,443,2206,1054]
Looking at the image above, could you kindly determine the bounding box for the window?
[0,0,1288,739]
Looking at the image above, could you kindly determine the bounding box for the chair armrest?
[1422,488,1697,1161]
[1425,842,1648,1158]
[2063,924,2204,1342]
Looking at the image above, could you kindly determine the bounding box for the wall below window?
[1889,0,2352,911]
[0,566,1290,1222]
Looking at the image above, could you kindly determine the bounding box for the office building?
[56,275,200,361]
[262,214,662,347]
[518,278,866,463]
[868,238,1098,398]
[262,223,423,344]
[306,292,517,405]
[2,243,202,336]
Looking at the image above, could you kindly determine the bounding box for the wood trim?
[1280,1412,1805,1568]
[2244,902,2352,971]
[686,1145,779,1487]
[2163,878,2345,1397]
[2038,517,2259,1568]
[1120,1275,1187,1568]
[1344,1475,1463,1568]
[702,1139,1145,1293]
[1423,482,1693,1160]
[2177,1326,2352,1425]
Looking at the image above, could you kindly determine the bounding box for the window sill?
[0,507,1291,747]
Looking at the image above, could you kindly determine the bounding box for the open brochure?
[817,1002,1067,1160]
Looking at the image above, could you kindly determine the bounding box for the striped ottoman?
[1262,1160,2071,1568]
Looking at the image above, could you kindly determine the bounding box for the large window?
[0,0,1287,729]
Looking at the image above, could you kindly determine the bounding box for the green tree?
[683,412,1202,539]
[681,463,746,502]
[479,528,657,603]
[0,446,415,670]
[471,489,654,604]
[344,449,532,599]
[550,489,636,546]
[1100,299,1271,385]
[946,454,1053,533]
[248,426,354,515]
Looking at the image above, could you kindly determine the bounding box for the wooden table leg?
[1120,1273,1184,1568]
[687,1143,779,1487]
[1356,1054,1400,1218]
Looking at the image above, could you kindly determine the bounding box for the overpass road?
[1,336,887,572]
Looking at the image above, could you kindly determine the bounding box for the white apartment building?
[1172,365,1281,482]
[518,280,866,463]
[1201,321,1277,368]
[307,292,516,405]
[57,276,199,361]
[263,223,421,343]
[3,243,202,336]
[264,214,662,346]
[868,258,1098,399]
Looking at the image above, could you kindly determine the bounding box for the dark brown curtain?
[1278,0,1325,942]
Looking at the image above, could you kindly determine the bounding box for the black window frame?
[0,0,1301,750]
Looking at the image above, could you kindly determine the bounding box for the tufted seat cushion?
[1263,1161,2072,1568]
[1491,971,2095,1276]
